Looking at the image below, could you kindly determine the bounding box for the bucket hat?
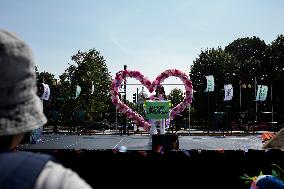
[0,29,47,136]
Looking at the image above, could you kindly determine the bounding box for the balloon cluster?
[110,69,193,131]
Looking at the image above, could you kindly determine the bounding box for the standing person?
[148,85,168,144]
[0,29,92,189]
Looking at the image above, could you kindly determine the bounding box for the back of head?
[0,29,47,136]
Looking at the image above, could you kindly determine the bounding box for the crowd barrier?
[21,149,284,189]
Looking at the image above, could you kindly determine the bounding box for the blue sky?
[1,0,284,101]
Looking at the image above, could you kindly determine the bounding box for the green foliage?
[189,35,284,125]
[190,47,238,123]
[37,71,56,85]
[225,36,267,62]
[225,36,267,85]
[264,35,284,80]
[167,88,188,124]
[59,49,112,122]
[264,35,284,119]
[167,88,183,107]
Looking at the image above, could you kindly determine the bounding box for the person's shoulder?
[1,150,55,163]
[35,160,92,189]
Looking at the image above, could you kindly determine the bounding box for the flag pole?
[207,90,210,134]
[271,85,274,132]
[255,76,258,123]
[239,80,242,128]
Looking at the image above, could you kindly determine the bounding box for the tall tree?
[264,35,284,82]
[190,47,239,124]
[264,35,284,123]
[225,36,267,86]
[225,37,267,116]
[60,49,112,122]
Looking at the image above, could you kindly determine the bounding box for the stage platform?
[18,134,263,150]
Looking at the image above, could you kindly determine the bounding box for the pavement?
[18,133,264,151]
[43,124,272,136]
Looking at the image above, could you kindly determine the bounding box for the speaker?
[152,134,179,151]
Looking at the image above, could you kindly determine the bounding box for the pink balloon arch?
[110,69,193,131]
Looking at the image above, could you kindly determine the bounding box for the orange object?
[261,132,275,142]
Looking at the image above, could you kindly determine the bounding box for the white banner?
[41,83,50,100]
[224,84,233,101]
[75,85,81,99]
[91,81,94,94]
[204,75,214,92]
[256,85,268,101]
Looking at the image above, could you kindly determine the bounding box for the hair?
[155,85,167,99]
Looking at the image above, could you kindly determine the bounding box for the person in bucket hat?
[0,29,92,189]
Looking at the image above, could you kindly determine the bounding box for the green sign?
[145,100,170,119]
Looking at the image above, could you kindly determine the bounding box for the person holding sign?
[146,85,170,144]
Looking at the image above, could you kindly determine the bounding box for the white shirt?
[34,161,93,189]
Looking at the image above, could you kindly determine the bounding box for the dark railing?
[21,148,284,189]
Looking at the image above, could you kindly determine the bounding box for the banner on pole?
[41,83,50,100]
[204,75,214,92]
[256,85,268,101]
[224,84,233,101]
[75,85,81,99]
[91,81,94,94]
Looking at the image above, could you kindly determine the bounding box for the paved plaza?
[18,134,264,150]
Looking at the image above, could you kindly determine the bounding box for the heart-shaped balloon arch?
[110,69,193,131]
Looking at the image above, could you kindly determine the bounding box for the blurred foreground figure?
[0,29,92,189]
[262,127,284,150]
[255,175,284,189]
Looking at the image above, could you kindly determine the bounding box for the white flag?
[256,85,268,101]
[224,84,233,101]
[91,81,94,94]
[75,85,81,99]
[41,83,50,100]
[204,75,214,92]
